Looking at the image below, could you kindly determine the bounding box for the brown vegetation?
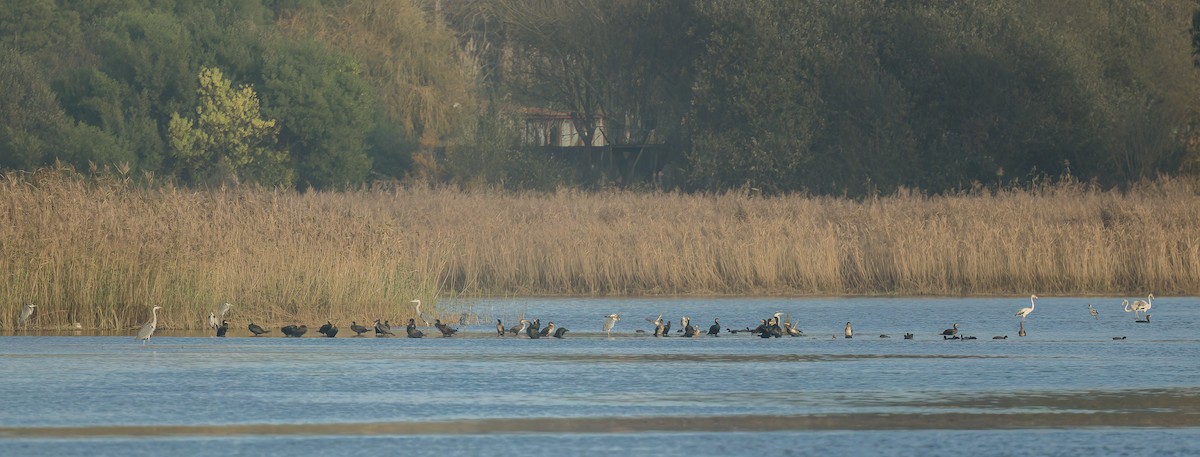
[3,167,1198,329]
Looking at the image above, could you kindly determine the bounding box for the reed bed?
[2,167,1198,329]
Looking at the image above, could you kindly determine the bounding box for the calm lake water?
[2,296,1198,456]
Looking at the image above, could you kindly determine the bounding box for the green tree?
[259,39,374,189]
[168,66,291,186]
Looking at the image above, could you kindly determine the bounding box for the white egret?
[1015,295,1037,320]
[136,306,162,345]
[603,313,621,337]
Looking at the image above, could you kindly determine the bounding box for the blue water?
[1,296,1197,456]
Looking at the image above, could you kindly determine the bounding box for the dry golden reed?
[2,167,1198,329]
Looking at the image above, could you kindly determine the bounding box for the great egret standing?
[136,306,162,345]
[18,304,36,327]
[603,313,621,337]
[1016,295,1037,320]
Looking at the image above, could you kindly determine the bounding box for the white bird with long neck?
[411,299,431,326]
[1016,295,1037,320]
[1129,294,1153,319]
[137,306,162,345]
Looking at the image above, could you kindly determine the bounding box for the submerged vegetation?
[3,168,1198,329]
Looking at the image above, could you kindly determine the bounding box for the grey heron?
[218,303,233,319]
[411,299,432,326]
[1016,295,1037,320]
[207,311,218,334]
[136,306,162,345]
[603,313,621,337]
[18,304,36,327]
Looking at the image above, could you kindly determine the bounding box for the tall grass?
[3,167,1198,329]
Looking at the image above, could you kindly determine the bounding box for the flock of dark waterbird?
[184,293,1157,342]
[12,294,1158,343]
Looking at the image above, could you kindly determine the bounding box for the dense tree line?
[2,0,1198,194]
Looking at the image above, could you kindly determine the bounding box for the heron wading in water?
[136,306,163,346]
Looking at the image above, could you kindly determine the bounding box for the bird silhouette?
[406,318,424,338]
[942,323,959,336]
[707,318,721,336]
[553,327,569,338]
[374,319,393,336]
[248,322,268,336]
[216,320,229,337]
[434,319,458,337]
[350,321,370,336]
